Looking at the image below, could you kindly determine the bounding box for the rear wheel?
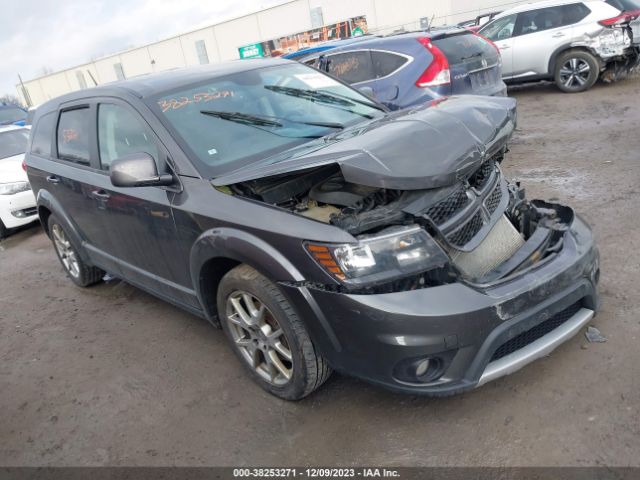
[48,215,103,287]
[554,50,599,93]
[217,264,332,400]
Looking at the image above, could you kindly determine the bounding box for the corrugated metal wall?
[18,0,532,105]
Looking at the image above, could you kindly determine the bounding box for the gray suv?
[26,60,599,400]
[479,0,640,92]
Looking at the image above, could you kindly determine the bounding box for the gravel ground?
[1,78,639,467]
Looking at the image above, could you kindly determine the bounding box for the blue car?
[284,29,507,110]
[0,103,28,126]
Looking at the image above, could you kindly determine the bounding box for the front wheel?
[554,50,599,93]
[217,264,332,400]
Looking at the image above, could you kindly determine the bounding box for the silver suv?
[479,0,640,92]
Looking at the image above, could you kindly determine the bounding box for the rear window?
[327,51,376,83]
[371,51,408,77]
[606,0,640,11]
[514,4,591,35]
[31,112,56,157]
[57,108,91,165]
[433,33,498,64]
[0,107,27,125]
[0,128,30,160]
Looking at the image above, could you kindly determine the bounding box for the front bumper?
[0,189,38,229]
[281,214,599,395]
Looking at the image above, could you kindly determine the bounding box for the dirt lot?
[1,78,639,467]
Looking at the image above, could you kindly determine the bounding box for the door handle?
[46,175,60,184]
[91,190,111,200]
[498,44,511,49]
[552,32,566,38]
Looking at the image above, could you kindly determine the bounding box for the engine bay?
[225,153,575,292]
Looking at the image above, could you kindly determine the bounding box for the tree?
[0,94,24,107]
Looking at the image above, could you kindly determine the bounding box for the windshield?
[152,63,385,178]
[0,128,30,160]
[0,107,27,125]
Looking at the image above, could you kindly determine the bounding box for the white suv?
[479,0,640,92]
[0,126,37,239]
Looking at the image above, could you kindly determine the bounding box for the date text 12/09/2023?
[233,468,401,478]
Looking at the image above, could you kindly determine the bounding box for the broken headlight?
[305,225,449,286]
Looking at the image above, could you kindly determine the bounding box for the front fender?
[188,228,343,357]
[189,227,305,286]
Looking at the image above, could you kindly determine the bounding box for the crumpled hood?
[0,154,28,183]
[213,95,517,190]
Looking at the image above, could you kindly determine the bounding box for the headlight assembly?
[305,225,449,286]
[0,181,30,196]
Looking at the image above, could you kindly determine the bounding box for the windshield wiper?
[201,110,344,130]
[265,85,381,117]
[200,110,283,127]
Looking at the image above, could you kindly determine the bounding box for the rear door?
[511,4,590,78]
[433,31,504,96]
[52,102,122,274]
[479,14,517,77]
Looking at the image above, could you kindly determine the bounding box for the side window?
[31,112,56,157]
[561,3,591,25]
[371,51,408,78]
[97,104,159,171]
[326,51,375,84]
[57,108,91,165]
[514,5,580,36]
[481,14,517,41]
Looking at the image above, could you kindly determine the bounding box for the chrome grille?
[448,211,484,247]
[485,184,502,214]
[425,186,469,225]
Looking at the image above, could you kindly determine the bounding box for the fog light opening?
[393,356,446,385]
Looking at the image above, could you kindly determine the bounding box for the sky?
[0,0,286,99]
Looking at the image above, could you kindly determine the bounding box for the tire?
[47,215,103,287]
[217,264,332,400]
[554,50,599,93]
[0,220,7,240]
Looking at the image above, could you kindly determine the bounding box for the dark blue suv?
[285,29,507,110]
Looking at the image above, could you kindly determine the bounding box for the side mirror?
[357,86,376,99]
[110,153,174,188]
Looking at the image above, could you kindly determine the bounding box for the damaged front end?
[216,96,580,294]
[226,151,577,294]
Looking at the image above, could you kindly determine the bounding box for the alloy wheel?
[559,58,591,89]
[51,224,80,278]
[225,290,293,386]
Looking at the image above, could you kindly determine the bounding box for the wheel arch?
[189,228,305,325]
[36,189,92,264]
[548,45,603,76]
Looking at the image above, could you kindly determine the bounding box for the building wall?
[18,0,533,106]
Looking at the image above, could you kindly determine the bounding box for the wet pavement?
[1,78,639,466]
